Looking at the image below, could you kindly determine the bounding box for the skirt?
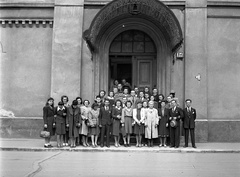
[134,123,144,135]
[79,120,89,136]
[159,118,169,137]
[112,119,120,136]
[124,116,133,134]
[89,126,100,136]
[56,122,66,135]
[46,116,55,136]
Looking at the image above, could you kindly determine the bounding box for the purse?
[40,130,50,138]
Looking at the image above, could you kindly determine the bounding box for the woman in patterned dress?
[88,103,100,148]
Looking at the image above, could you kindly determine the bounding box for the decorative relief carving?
[84,0,183,53]
[0,19,53,28]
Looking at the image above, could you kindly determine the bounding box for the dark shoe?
[48,144,53,148]
[183,145,188,148]
[192,146,197,148]
[128,144,131,147]
[170,146,174,148]
[175,146,179,148]
[44,144,49,148]
[106,145,110,148]
[100,145,104,148]
[124,144,127,147]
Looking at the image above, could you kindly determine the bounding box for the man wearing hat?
[169,100,183,148]
[182,99,197,148]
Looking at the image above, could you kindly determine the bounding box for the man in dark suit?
[182,99,197,148]
[99,99,112,148]
[169,99,183,148]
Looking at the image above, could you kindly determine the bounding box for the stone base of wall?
[1,118,240,142]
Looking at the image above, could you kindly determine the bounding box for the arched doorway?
[109,30,157,91]
[84,0,183,96]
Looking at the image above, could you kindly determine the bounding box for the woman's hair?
[61,95,68,102]
[75,97,82,104]
[46,97,54,107]
[91,102,99,109]
[115,99,122,106]
[83,100,90,106]
[158,94,165,100]
[99,90,106,96]
[125,100,132,107]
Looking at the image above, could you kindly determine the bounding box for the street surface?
[1,151,240,177]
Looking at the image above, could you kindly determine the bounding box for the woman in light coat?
[145,101,159,147]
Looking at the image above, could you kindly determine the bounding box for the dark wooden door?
[132,56,157,90]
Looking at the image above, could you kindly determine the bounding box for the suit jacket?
[169,107,183,127]
[99,107,112,126]
[183,107,196,129]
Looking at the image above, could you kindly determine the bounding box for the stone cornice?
[0,19,53,28]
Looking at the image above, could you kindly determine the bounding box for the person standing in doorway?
[182,99,197,148]
[112,99,122,147]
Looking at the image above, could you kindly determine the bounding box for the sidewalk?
[0,138,239,153]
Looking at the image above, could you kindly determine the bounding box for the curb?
[1,147,240,153]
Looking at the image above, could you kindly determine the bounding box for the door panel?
[133,56,156,91]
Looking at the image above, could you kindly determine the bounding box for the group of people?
[42,79,197,149]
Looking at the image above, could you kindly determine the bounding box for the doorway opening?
[109,30,157,91]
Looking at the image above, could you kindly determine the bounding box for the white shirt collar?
[57,106,65,111]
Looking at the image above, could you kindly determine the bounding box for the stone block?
[208,120,240,142]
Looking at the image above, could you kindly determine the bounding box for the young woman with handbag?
[42,97,55,148]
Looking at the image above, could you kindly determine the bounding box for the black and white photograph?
[0,0,240,176]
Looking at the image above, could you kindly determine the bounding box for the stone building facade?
[0,0,240,142]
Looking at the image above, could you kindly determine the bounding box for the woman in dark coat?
[43,97,55,148]
[66,100,81,148]
[158,101,170,147]
[54,101,67,148]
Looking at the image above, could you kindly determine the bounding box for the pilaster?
[51,0,84,101]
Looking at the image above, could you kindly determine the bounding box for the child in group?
[122,100,133,147]
[54,101,67,148]
[66,100,81,148]
[80,100,91,147]
[88,103,100,148]
[112,99,122,147]
[133,101,145,147]
[145,101,159,147]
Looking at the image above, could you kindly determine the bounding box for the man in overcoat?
[99,99,112,148]
[169,100,183,148]
[182,99,197,148]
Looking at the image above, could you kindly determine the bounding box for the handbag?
[40,129,50,138]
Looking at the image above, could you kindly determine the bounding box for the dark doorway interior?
[109,56,132,90]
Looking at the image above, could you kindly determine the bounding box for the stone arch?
[84,0,183,95]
